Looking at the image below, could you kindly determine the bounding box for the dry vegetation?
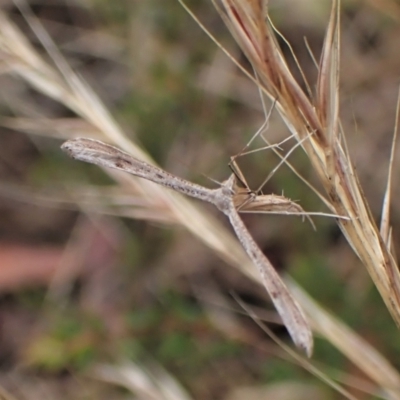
[0,0,400,399]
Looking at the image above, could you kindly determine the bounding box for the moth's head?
[220,174,236,196]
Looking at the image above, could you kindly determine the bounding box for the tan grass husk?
[213,0,400,330]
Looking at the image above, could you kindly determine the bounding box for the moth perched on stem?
[61,137,313,356]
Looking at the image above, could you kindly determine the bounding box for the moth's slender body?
[61,138,313,356]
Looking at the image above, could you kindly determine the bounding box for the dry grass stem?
[234,295,359,400]
[213,0,400,330]
[0,6,253,294]
[92,362,193,400]
[380,88,400,247]
[289,281,400,399]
